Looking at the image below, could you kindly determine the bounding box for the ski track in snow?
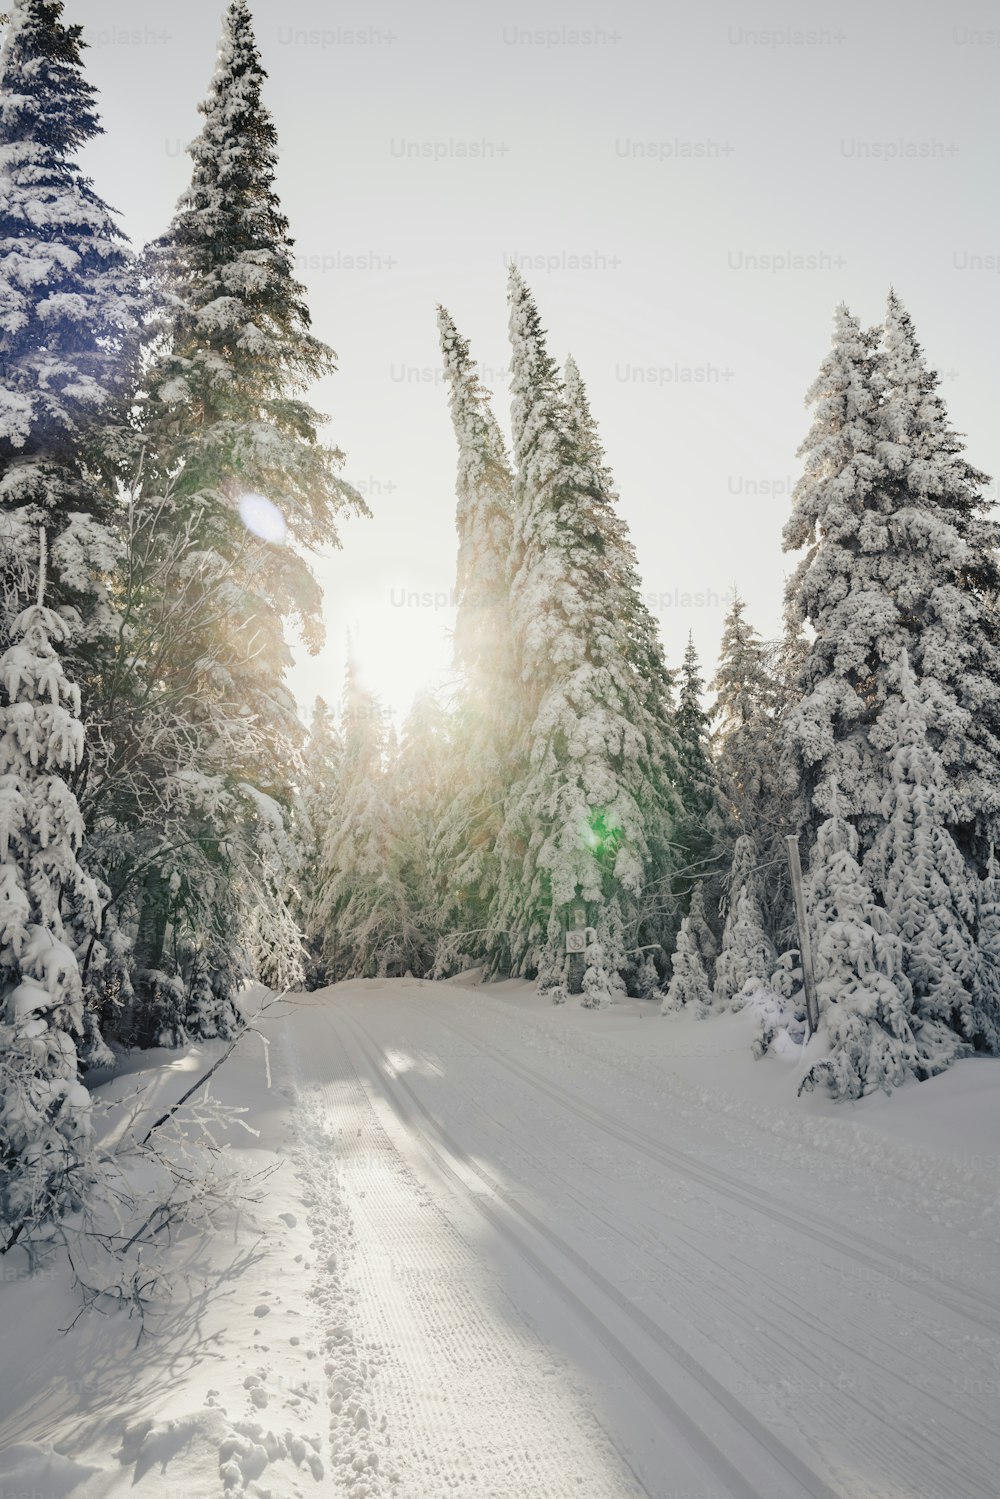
[281,982,1000,1499]
[284,1005,647,1498]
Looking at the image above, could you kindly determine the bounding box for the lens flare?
[239,493,287,544]
[581,810,622,856]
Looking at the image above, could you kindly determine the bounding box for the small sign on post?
[785,835,820,1038]
[566,900,587,994]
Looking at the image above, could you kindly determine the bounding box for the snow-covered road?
[2,977,998,1499]
[279,980,1000,1499]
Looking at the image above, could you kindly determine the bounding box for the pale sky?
[76,0,1000,725]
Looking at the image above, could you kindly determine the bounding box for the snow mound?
[0,1444,100,1496]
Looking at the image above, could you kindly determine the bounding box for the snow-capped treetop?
[782,296,1000,850]
[0,0,136,452]
[711,592,780,741]
[711,592,787,853]
[142,0,362,558]
[676,633,715,815]
[0,0,137,646]
[437,304,516,677]
[493,271,680,988]
[874,288,1000,842]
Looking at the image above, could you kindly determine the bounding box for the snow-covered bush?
[744,976,808,1059]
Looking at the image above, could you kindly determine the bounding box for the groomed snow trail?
[277,980,1000,1499]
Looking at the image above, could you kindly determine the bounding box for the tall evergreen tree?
[563,353,682,962]
[0,0,137,663]
[432,308,517,972]
[783,296,998,863]
[294,696,342,987]
[711,593,781,832]
[676,634,714,817]
[868,653,995,1069]
[875,289,1000,859]
[782,304,892,841]
[0,540,97,1245]
[490,271,678,999]
[685,880,718,983]
[392,689,448,973]
[711,594,792,948]
[310,661,423,980]
[0,0,138,1058]
[674,632,723,917]
[971,847,1000,1053]
[103,1,363,1032]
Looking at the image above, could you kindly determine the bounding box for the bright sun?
[290,581,455,729]
[348,607,453,724]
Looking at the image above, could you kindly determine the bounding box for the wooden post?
[785,835,820,1038]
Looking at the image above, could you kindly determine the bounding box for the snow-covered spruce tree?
[111,1,363,1036]
[867,652,996,1070]
[392,690,449,971]
[661,916,711,1015]
[675,633,724,902]
[310,660,425,981]
[0,0,137,662]
[783,297,999,863]
[874,290,1000,862]
[295,697,342,987]
[431,307,518,974]
[782,304,890,842]
[563,353,682,971]
[711,592,783,836]
[0,542,98,1248]
[685,880,718,984]
[713,887,773,1009]
[0,1,138,1055]
[971,847,1000,1055]
[798,809,917,1101]
[490,271,678,1002]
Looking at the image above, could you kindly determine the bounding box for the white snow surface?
[1,977,998,1498]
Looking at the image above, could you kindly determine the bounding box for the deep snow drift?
[1,978,998,1498]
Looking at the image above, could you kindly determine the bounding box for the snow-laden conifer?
[784,296,999,863]
[711,592,782,836]
[491,271,678,997]
[867,652,989,1070]
[673,633,725,931]
[311,661,424,981]
[0,0,137,662]
[686,881,718,983]
[296,698,342,986]
[782,304,889,839]
[874,290,1000,854]
[799,810,917,1100]
[661,917,711,1014]
[0,538,97,1244]
[970,848,1000,1056]
[116,1,363,1030]
[714,886,773,1009]
[432,309,517,971]
[392,690,448,973]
